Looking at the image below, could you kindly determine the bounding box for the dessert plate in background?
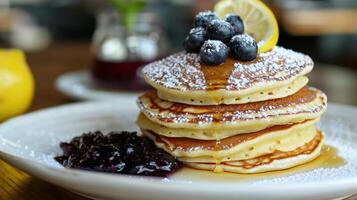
[1,101,357,200]
[55,70,141,101]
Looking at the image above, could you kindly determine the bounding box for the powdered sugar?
[228,47,313,90]
[231,34,256,46]
[142,46,313,91]
[201,40,228,54]
[143,53,205,90]
[196,10,216,18]
[137,87,327,126]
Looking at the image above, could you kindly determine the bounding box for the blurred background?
[0,0,356,108]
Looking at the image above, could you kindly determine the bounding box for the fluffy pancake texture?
[137,45,328,174]
[143,46,313,105]
[137,87,327,132]
[143,125,324,174]
[186,131,324,174]
[142,119,318,159]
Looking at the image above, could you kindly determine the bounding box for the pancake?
[142,119,319,160]
[186,130,324,173]
[138,37,328,174]
[137,87,327,134]
[142,46,313,105]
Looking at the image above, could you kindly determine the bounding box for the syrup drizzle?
[142,47,313,91]
[201,58,236,90]
[138,88,327,125]
[171,145,346,181]
[213,133,223,173]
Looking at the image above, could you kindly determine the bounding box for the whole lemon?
[0,49,35,122]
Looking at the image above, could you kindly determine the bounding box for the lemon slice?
[214,0,279,52]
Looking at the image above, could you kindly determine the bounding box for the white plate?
[1,101,357,200]
[55,70,141,101]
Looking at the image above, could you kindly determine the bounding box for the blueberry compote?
[55,131,183,177]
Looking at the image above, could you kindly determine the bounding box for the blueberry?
[206,19,234,43]
[194,11,219,28]
[200,40,229,65]
[225,14,244,34]
[229,34,258,61]
[183,27,206,53]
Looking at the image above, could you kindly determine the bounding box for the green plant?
[111,0,147,33]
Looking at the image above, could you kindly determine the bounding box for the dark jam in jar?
[91,58,152,91]
[55,131,183,177]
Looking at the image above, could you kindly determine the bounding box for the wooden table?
[0,41,357,200]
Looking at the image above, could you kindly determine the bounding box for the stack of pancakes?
[137,46,327,173]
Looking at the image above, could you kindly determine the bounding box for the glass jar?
[91,9,168,90]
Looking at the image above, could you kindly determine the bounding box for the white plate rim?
[55,70,141,101]
[0,101,357,199]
